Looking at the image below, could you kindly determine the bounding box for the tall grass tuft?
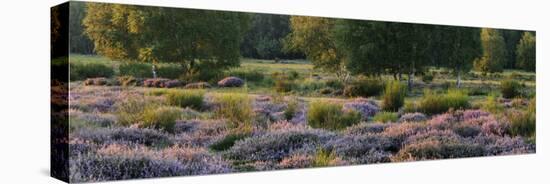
[214,93,254,129]
[418,89,470,115]
[141,106,182,133]
[381,81,406,111]
[500,78,521,99]
[165,90,205,110]
[307,101,361,130]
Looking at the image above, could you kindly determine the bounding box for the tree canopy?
[475,28,506,73]
[516,32,536,72]
[83,3,250,80]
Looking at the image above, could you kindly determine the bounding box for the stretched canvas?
[51,1,536,183]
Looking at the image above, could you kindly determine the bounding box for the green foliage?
[325,78,344,90]
[84,4,250,81]
[69,1,94,54]
[481,93,503,114]
[475,28,506,73]
[500,79,521,99]
[209,133,250,152]
[307,101,361,130]
[70,63,114,81]
[381,81,406,111]
[343,78,384,97]
[225,69,265,82]
[275,79,295,93]
[284,98,299,120]
[509,97,536,137]
[214,93,253,129]
[516,32,536,72]
[372,112,398,123]
[418,90,470,115]
[119,62,153,78]
[141,106,182,133]
[313,148,338,167]
[165,90,204,110]
[241,14,302,59]
[115,98,160,126]
[157,65,184,79]
[422,73,434,83]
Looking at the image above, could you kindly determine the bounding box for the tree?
[516,32,536,72]
[334,20,432,91]
[285,16,349,81]
[83,3,250,81]
[502,30,524,69]
[434,26,482,87]
[69,1,94,54]
[474,28,506,73]
[240,14,303,59]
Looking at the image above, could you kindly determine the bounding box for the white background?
[0,0,547,183]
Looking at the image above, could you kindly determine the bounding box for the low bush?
[209,133,250,152]
[157,65,184,79]
[325,79,344,90]
[343,78,384,98]
[284,99,299,121]
[422,73,434,83]
[398,113,428,123]
[73,127,173,148]
[70,63,115,81]
[307,101,361,130]
[381,81,406,111]
[119,62,152,78]
[275,79,294,93]
[165,90,204,110]
[508,97,536,137]
[323,135,393,164]
[342,98,380,120]
[481,93,503,114]
[500,79,521,99]
[393,135,485,161]
[214,93,253,129]
[115,98,158,126]
[373,112,399,123]
[418,90,470,115]
[141,106,183,133]
[225,69,264,82]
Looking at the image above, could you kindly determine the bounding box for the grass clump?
[141,106,182,133]
[119,62,152,78]
[307,101,361,130]
[214,93,254,129]
[500,78,521,99]
[481,93,503,114]
[284,98,299,120]
[156,65,184,79]
[381,81,406,111]
[313,148,339,167]
[115,98,158,126]
[372,112,398,123]
[418,89,470,115]
[165,90,205,110]
[509,97,536,137]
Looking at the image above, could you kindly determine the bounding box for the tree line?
[70,2,536,86]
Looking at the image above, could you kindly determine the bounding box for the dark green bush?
[165,90,205,110]
[275,79,294,93]
[70,63,115,81]
[119,62,153,78]
[418,90,470,115]
[500,79,521,99]
[422,73,434,83]
[157,65,184,79]
[343,78,384,97]
[209,133,250,152]
[284,99,299,120]
[381,81,406,111]
[325,79,344,90]
[307,101,361,130]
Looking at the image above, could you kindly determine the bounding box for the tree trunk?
[393,73,398,80]
[407,72,413,92]
[152,64,157,78]
[456,72,461,88]
[398,73,403,81]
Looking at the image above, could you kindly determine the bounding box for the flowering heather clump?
[277,154,313,169]
[343,123,389,136]
[70,144,232,182]
[225,128,335,162]
[379,122,428,147]
[323,135,394,164]
[267,120,307,132]
[474,135,535,155]
[393,131,485,161]
[173,119,229,147]
[398,113,428,123]
[452,123,482,137]
[342,98,380,120]
[72,127,173,148]
[69,110,116,128]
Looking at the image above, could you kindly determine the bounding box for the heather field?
[65,55,536,182]
[51,2,536,182]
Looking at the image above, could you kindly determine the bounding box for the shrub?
[115,98,158,126]
[372,112,398,123]
[422,73,434,83]
[275,79,294,93]
[319,87,334,95]
[287,71,300,80]
[323,135,393,164]
[214,93,253,129]
[418,90,470,115]
[307,101,361,130]
[119,62,152,78]
[73,127,173,148]
[325,79,344,90]
[481,93,503,114]
[209,133,250,152]
[70,63,115,81]
[342,98,380,120]
[343,78,384,97]
[225,69,264,82]
[141,106,183,133]
[508,98,535,137]
[500,79,521,99]
[165,90,204,110]
[393,135,485,161]
[156,65,184,79]
[381,81,406,111]
[284,99,299,121]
